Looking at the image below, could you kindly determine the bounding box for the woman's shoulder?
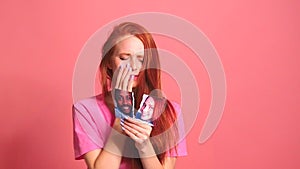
[72,94,108,116]
[73,94,104,108]
[72,93,113,124]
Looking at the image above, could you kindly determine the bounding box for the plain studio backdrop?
[0,1,299,169]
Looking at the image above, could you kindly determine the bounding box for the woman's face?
[110,36,144,87]
[140,96,155,121]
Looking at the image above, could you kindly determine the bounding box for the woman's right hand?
[111,63,135,118]
[112,63,134,92]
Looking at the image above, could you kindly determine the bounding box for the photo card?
[114,89,134,119]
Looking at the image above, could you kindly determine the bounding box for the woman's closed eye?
[118,53,144,63]
[119,54,130,60]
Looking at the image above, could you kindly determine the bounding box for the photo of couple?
[114,89,159,126]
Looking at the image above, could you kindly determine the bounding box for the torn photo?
[114,89,134,119]
[135,94,155,126]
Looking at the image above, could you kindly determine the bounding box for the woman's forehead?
[115,36,144,54]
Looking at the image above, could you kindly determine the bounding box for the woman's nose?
[130,57,138,71]
[130,55,143,72]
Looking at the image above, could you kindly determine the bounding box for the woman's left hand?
[121,117,153,151]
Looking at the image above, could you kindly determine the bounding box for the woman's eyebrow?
[118,52,132,56]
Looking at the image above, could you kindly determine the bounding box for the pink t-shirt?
[72,94,187,168]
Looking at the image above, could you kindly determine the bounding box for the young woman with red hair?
[72,22,187,169]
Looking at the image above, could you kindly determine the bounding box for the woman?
[72,22,187,169]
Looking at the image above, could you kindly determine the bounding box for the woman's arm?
[84,149,122,169]
[83,65,135,169]
[83,149,101,169]
[83,118,125,169]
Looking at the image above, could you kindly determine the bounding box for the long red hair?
[99,22,179,168]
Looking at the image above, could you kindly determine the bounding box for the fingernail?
[121,126,125,131]
[130,75,134,80]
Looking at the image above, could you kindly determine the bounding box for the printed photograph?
[135,94,155,126]
[114,89,134,118]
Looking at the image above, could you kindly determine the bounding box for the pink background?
[1,0,299,168]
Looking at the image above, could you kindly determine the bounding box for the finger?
[120,118,125,131]
[121,66,131,90]
[125,117,153,129]
[123,128,144,144]
[123,127,137,139]
[123,122,138,136]
[118,64,129,89]
[114,65,124,89]
[124,121,152,138]
[123,123,148,140]
[119,64,130,89]
[124,120,149,135]
[127,75,134,92]
[111,65,120,89]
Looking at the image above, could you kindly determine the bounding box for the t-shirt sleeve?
[72,103,103,160]
[166,102,188,157]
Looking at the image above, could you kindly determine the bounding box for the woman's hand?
[112,64,135,118]
[121,117,154,153]
[113,63,134,92]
